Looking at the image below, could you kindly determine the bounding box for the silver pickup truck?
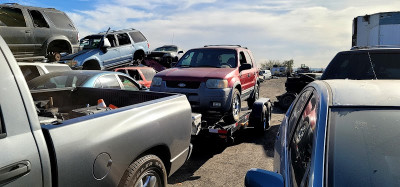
[0,36,192,186]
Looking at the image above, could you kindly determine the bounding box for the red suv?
[150,45,259,122]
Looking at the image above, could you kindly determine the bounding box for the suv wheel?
[224,89,241,123]
[247,84,259,109]
[133,53,144,66]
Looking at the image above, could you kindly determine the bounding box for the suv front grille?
[166,81,201,89]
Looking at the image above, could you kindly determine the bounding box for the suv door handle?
[25,30,31,33]
[0,161,31,183]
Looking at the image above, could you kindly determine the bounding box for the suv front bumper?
[151,81,233,113]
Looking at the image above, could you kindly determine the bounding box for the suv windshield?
[154,46,177,52]
[80,35,102,50]
[322,51,400,80]
[328,108,400,186]
[176,49,237,68]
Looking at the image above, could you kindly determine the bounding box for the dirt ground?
[167,77,288,187]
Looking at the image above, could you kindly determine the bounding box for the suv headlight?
[206,79,228,89]
[151,77,162,87]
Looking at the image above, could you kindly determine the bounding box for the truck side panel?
[42,94,192,186]
[0,40,51,186]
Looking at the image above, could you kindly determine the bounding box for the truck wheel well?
[47,40,72,54]
[83,60,100,70]
[235,85,241,94]
[138,145,172,175]
[133,50,145,65]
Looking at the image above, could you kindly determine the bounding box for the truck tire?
[118,154,167,187]
[254,102,271,135]
[224,88,241,123]
[247,84,259,109]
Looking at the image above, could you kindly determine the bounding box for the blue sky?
[12,0,400,68]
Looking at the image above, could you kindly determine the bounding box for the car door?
[27,9,51,56]
[0,51,43,186]
[239,51,253,97]
[286,90,320,186]
[0,6,35,56]
[244,51,257,86]
[116,33,134,65]
[101,34,121,69]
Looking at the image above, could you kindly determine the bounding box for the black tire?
[279,93,296,109]
[247,84,259,109]
[254,103,271,135]
[118,154,167,187]
[82,61,101,70]
[133,53,144,66]
[224,88,241,123]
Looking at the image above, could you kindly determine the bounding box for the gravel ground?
[167,77,288,187]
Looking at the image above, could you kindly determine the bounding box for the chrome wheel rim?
[135,173,160,187]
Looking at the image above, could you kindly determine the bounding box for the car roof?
[40,70,126,77]
[341,47,400,53]
[1,3,63,12]
[315,80,400,107]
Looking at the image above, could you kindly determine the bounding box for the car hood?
[61,49,96,60]
[156,67,235,81]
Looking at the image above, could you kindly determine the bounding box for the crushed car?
[145,45,184,69]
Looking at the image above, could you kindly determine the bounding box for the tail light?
[147,42,150,49]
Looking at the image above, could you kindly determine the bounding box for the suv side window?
[117,33,131,45]
[0,7,26,27]
[244,51,253,67]
[43,11,75,29]
[288,90,312,135]
[106,34,117,47]
[128,31,147,43]
[288,92,319,186]
[97,75,121,89]
[239,52,247,65]
[28,10,49,28]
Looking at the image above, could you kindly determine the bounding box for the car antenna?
[105,27,111,34]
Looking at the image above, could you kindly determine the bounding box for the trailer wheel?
[247,84,259,109]
[279,93,296,109]
[118,154,167,187]
[254,102,271,135]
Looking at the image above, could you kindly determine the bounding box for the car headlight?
[65,59,78,67]
[151,77,162,87]
[206,79,228,89]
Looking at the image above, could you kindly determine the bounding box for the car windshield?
[154,46,177,52]
[28,73,91,90]
[328,108,400,186]
[322,52,400,80]
[176,49,237,68]
[80,35,102,50]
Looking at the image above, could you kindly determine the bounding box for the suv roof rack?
[99,28,137,34]
[351,45,400,50]
[204,45,245,48]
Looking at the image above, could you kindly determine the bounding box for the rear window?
[44,11,75,29]
[322,51,400,80]
[128,31,147,43]
[140,69,156,81]
[328,108,400,186]
[45,65,71,73]
[0,7,26,27]
[28,73,90,89]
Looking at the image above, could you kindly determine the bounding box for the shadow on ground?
[168,106,286,185]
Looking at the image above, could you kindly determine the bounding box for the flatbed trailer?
[191,98,272,143]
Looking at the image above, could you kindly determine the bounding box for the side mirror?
[245,169,284,187]
[178,50,184,54]
[102,38,111,48]
[239,63,252,71]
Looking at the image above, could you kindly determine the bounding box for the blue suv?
[61,28,149,70]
